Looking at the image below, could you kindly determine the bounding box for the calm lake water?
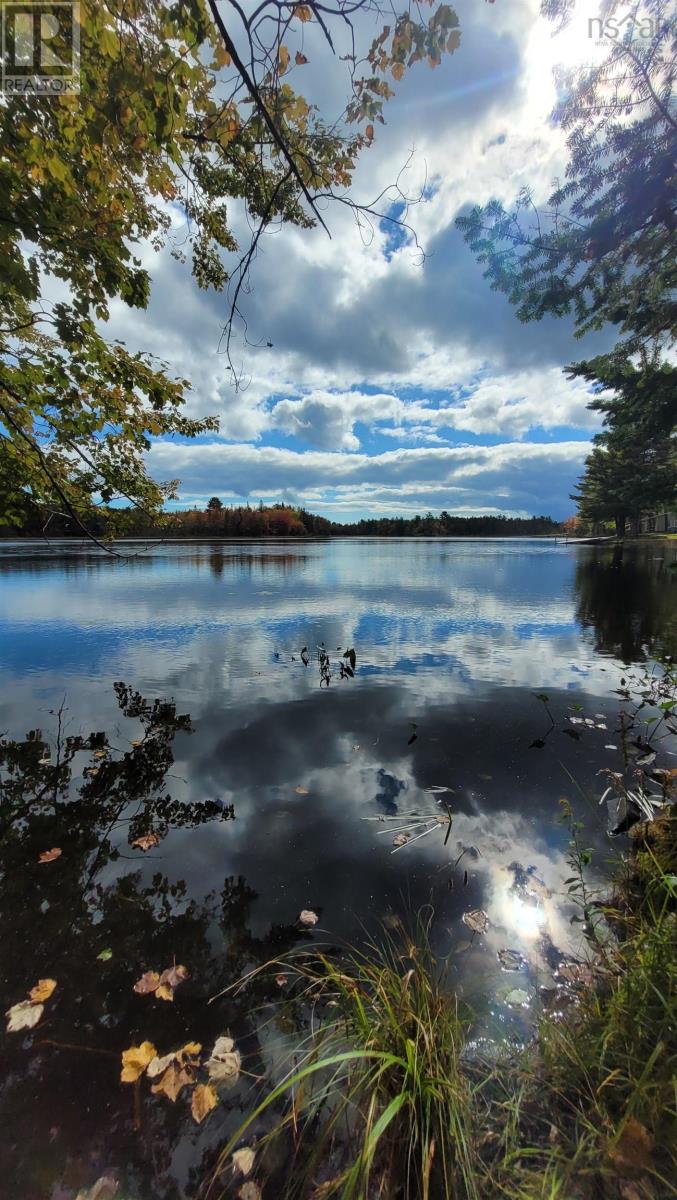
[0,537,675,1199]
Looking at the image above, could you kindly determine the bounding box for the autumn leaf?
[462,909,489,934]
[232,1147,256,1177]
[238,1183,262,1200]
[206,1035,241,1086]
[391,62,405,81]
[6,1000,44,1032]
[29,978,57,1003]
[151,1061,194,1102]
[278,45,290,74]
[191,1082,218,1124]
[38,847,62,863]
[295,786,309,795]
[275,973,287,988]
[393,832,410,847]
[214,43,231,68]
[298,909,318,926]
[295,51,308,65]
[133,970,160,995]
[147,1052,176,1079]
[365,123,374,142]
[131,832,160,851]
[120,1041,157,1083]
[294,4,312,20]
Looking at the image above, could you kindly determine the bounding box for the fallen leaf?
[505,988,530,1007]
[133,970,160,995]
[232,1147,256,1177]
[392,832,410,847]
[609,1116,654,1172]
[275,974,287,988]
[238,1184,262,1200]
[6,1000,44,1032]
[75,1178,119,1200]
[120,1041,157,1083]
[151,1061,194,1102]
[295,786,309,794]
[131,832,160,851]
[38,847,62,864]
[147,1052,176,1079]
[462,909,489,935]
[206,1035,241,1086]
[97,949,113,962]
[298,909,318,926]
[158,963,189,997]
[557,961,594,987]
[29,978,57,1003]
[191,1082,218,1123]
[497,949,525,972]
[155,982,174,1002]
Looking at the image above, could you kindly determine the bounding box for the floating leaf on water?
[207,1035,241,1086]
[425,785,453,793]
[29,978,57,1003]
[636,750,656,767]
[75,1177,119,1200]
[157,963,189,1000]
[295,786,309,795]
[147,1052,177,1079]
[609,1115,655,1172]
[120,1041,157,1083]
[131,832,161,851]
[151,1061,194,1102]
[604,744,618,750]
[497,949,525,972]
[392,833,410,847]
[133,970,160,995]
[97,949,113,962]
[238,1184,262,1200]
[38,847,62,863]
[462,909,488,935]
[557,961,594,987]
[232,1147,256,1177]
[298,909,318,927]
[505,988,530,1007]
[275,973,287,988]
[6,1000,44,1032]
[191,1082,218,1124]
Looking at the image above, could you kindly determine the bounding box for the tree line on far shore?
[3,497,562,540]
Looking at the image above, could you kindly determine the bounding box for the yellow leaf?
[191,1082,218,1124]
[155,982,174,1002]
[215,43,231,68]
[180,1041,202,1059]
[391,61,405,81]
[151,1061,194,1102]
[278,45,290,74]
[120,1041,157,1083]
[294,5,312,20]
[133,970,160,995]
[29,978,57,1003]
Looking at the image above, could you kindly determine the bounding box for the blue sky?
[104,0,611,521]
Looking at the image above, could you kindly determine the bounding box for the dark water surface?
[0,537,675,1199]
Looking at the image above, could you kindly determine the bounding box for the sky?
[109,0,612,522]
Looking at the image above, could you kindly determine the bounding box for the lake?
[0,537,675,1199]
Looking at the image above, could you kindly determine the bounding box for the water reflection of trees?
[573,546,676,661]
[0,685,302,1200]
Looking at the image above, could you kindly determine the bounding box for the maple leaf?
[191,1082,218,1124]
[29,978,57,1003]
[120,1041,157,1083]
[151,1061,194,1102]
[133,971,160,995]
[38,848,62,863]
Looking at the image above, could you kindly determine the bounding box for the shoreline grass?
[209,808,676,1200]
